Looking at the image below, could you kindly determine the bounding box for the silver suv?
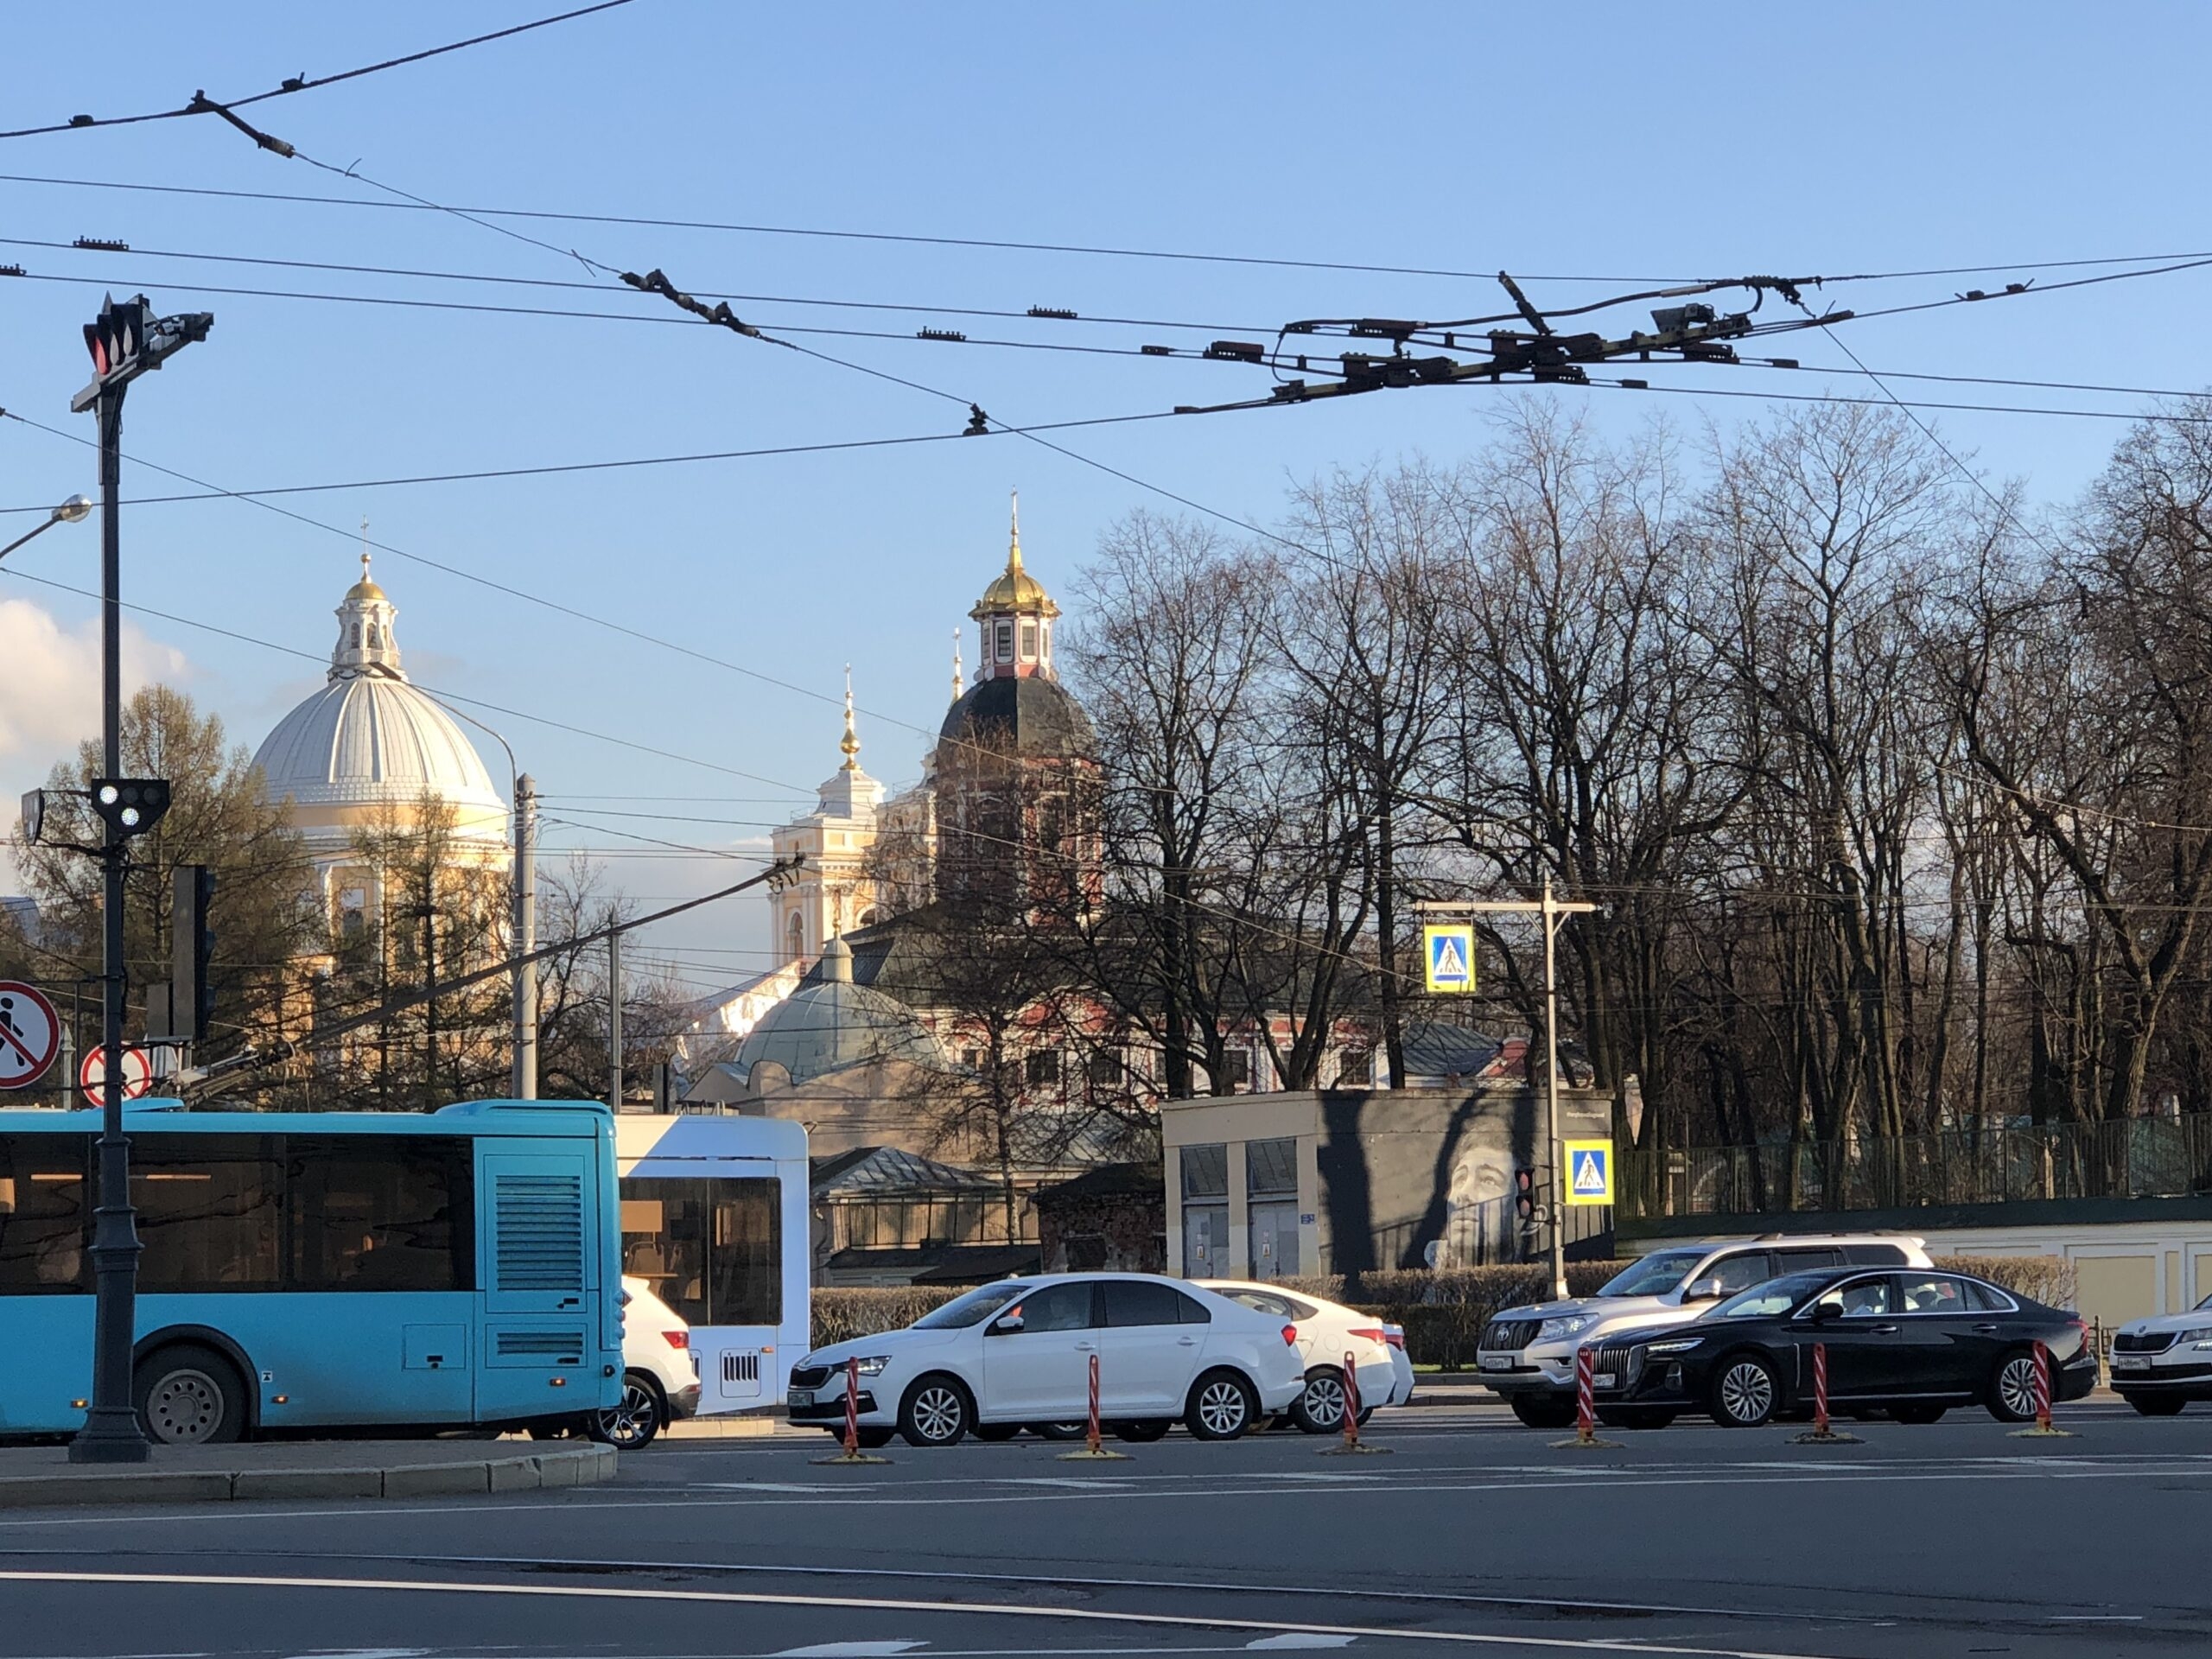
[1478,1235,1931,1428]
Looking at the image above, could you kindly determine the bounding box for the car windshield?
[1710,1270,1838,1319]
[1598,1249,1706,1297]
[912,1282,1030,1330]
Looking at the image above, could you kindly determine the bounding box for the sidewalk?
[0,1438,616,1509]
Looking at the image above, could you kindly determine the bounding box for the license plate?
[1479,1354,1514,1371]
[2111,1356,2150,1371]
[789,1389,815,1407]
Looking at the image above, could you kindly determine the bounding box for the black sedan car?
[1589,1267,2100,1427]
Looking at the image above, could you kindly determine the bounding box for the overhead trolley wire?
[0,3,639,141]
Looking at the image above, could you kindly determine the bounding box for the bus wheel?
[135,1344,245,1446]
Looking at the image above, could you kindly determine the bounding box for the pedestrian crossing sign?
[1565,1139,1614,1206]
[1422,925,1476,994]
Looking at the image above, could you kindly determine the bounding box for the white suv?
[789,1273,1306,1446]
[2109,1291,2212,1415]
[1478,1236,1931,1427]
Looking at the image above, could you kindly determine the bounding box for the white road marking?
[1247,1637,1358,1649]
[2048,1615,2144,1622]
[998,1478,1145,1490]
[772,1643,927,1656]
[0,1568,1880,1659]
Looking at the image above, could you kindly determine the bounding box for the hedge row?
[806,1253,2076,1367]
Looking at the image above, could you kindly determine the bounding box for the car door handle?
[1974,1324,2001,1333]
[1870,1324,1900,1335]
[1074,1341,1096,1351]
[1177,1337,1198,1346]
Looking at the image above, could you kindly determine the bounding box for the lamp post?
[0,494,93,563]
[67,293,212,1465]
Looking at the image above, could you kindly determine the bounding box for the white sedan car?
[1200,1281,1409,1433]
[789,1272,1306,1446]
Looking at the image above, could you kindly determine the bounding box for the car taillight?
[1281,1325,1300,1347]
[1348,1326,1389,1344]
[662,1330,689,1350]
[2070,1318,2090,1355]
[1383,1329,1406,1351]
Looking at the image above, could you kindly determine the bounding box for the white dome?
[252,553,505,848]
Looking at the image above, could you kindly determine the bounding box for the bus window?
[0,1134,89,1294]
[134,1134,281,1293]
[288,1136,474,1293]
[620,1176,780,1326]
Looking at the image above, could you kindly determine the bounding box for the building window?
[350,624,362,648]
[1217,1050,1251,1090]
[366,625,379,648]
[995,620,1014,662]
[1337,1047,1374,1086]
[1020,620,1038,660]
[785,912,804,963]
[1086,1049,1122,1085]
[961,1048,982,1071]
[1026,1049,1064,1087]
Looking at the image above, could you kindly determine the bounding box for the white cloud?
[0,597,189,868]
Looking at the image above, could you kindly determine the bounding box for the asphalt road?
[4,1399,2209,1659]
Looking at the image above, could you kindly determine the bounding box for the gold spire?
[951,628,964,704]
[970,487,1057,619]
[840,664,861,769]
[1008,487,1023,573]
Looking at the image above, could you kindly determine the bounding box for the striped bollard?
[2010,1338,2075,1439]
[1321,1349,1389,1455]
[1789,1340,1861,1444]
[1552,1343,1622,1449]
[810,1354,893,1465]
[1058,1351,1131,1461]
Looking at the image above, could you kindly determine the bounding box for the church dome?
[969,495,1059,620]
[734,936,945,1084]
[938,673,1096,759]
[252,554,505,850]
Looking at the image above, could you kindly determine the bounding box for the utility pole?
[66,294,212,1464]
[1415,875,1598,1301]
[511,773,537,1098]
[607,928,623,1111]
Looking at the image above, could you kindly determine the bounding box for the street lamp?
[0,494,93,563]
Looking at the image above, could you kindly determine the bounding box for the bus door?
[477,1147,603,1420]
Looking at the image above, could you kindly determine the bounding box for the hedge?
[805,1252,2076,1366]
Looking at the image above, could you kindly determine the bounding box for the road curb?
[0,1442,617,1510]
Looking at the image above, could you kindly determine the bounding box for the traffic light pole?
[71,377,146,1464]
[1414,877,1598,1302]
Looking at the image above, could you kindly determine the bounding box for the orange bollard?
[2010,1338,2076,1439]
[1552,1344,1622,1449]
[1320,1348,1389,1455]
[1789,1340,1862,1444]
[810,1355,893,1465]
[1058,1351,1132,1461]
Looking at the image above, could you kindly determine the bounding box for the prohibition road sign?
[79,1042,154,1105]
[0,980,61,1088]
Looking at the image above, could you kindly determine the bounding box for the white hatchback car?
[789,1272,1306,1446]
[1199,1280,1410,1433]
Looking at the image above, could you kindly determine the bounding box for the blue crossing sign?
[1564,1139,1614,1207]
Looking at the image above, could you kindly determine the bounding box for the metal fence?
[1620,1112,2212,1220]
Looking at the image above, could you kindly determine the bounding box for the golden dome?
[970,492,1058,618]
[345,545,387,602]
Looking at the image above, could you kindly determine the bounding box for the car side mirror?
[1809,1298,1842,1322]
[988,1312,1024,1335]
[1687,1277,1723,1302]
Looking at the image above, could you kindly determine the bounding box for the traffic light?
[82,294,148,381]
[88,778,169,838]
[1514,1167,1537,1224]
[72,293,214,413]
[173,865,215,1044]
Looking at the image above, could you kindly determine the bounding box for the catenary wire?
[0,3,639,140]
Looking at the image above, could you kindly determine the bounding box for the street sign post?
[1564,1139,1615,1207]
[0,980,62,1089]
[79,1043,154,1106]
[1421,925,1476,994]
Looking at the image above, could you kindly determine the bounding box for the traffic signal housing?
[1514,1166,1537,1224]
[174,865,215,1044]
[88,778,168,838]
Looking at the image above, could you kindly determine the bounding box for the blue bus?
[0,1097,623,1444]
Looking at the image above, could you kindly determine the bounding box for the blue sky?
[3,2,2208,990]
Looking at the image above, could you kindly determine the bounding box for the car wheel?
[134,1344,247,1446]
[971,1422,1023,1441]
[1596,1406,1677,1431]
[1185,1370,1259,1440]
[588,1370,664,1449]
[2126,1394,2187,1417]
[1988,1351,2042,1423]
[1709,1353,1779,1428]
[1291,1367,1349,1434]
[1112,1420,1172,1442]
[1509,1395,1578,1430]
[1889,1402,1947,1425]
[898,1374,972,1447]
[1031,1421,1089,1440]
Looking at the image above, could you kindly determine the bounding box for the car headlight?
[852,1355,891,1376]
[1644,1337,1704,1355]
[1536,1315,1592,1341]
[2177,1326,2212,1349]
